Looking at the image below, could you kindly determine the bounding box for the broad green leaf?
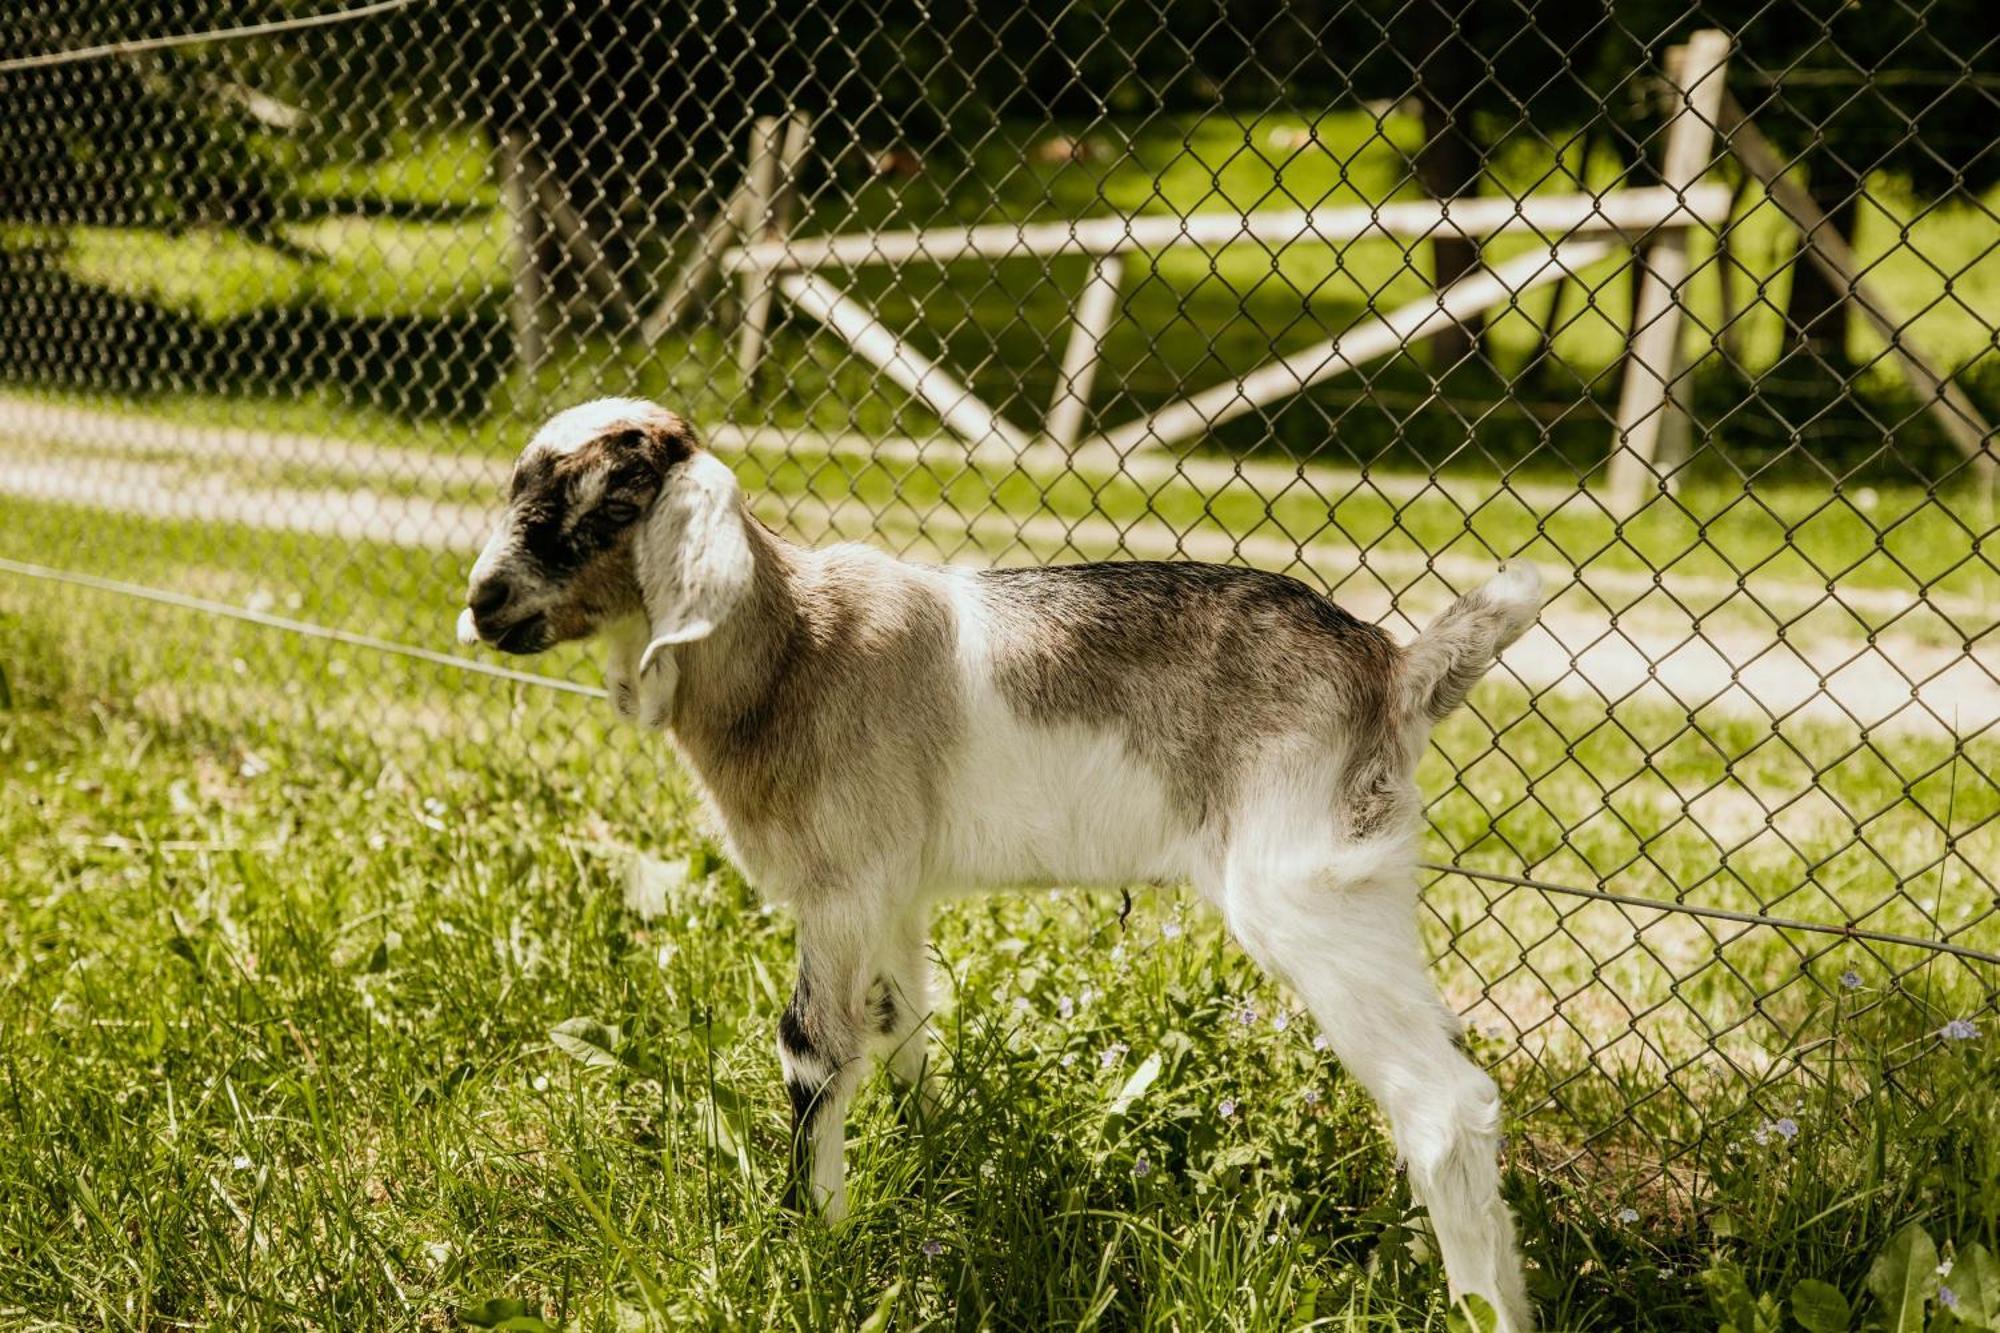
[1447,1292,1499,1333]
[549,1016,624,1069]
[1866,1223,1940,1333]
[1790,1278,1850,1333]
[1704,1259,1783,1333]
[1107,1052,1162,1116]
[1945,1244,2000,1330]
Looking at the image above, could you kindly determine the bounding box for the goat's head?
[457,398,754,661]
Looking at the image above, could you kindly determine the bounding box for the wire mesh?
[2,0,1995,1204]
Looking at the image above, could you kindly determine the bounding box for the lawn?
[16,107,2000,472]
[3,495,1997,1329]
[4,93,1999,1333]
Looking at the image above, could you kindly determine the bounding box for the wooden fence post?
[533,166,639,333]
[498,130,550,380]
[643,119,776,344]
[1606,28,1731,514]
[1718,95,1996,489]
[735,112,812,390]
[1044,255,1125,450]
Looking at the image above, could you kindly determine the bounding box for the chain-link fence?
[2,1,1995,1203]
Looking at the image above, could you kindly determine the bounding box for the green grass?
[21,109,2000,469]
[3,496,1997,1329]
[3,103,1999,1328]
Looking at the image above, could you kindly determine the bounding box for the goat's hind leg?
[1224,838,1532,1331]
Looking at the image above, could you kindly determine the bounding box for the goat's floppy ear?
[632,450,754,667]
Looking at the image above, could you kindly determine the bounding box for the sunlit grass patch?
[3,523,1995,1329]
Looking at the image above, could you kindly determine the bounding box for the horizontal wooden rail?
[724,183,1732,273]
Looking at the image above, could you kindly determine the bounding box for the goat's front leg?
[777,905,878,1221]
[871,904,939,1125]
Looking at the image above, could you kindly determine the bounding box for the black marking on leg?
[778,980,823,1212]
[782,1074,819,1211]
[870,978,899,1036]
[778,1004,815,1065]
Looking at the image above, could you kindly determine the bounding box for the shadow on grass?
[0,262,510,420]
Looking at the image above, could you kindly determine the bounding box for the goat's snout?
[459,573,555,656]
[468,577,512,620]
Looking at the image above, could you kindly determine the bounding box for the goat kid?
[457,398,1542,1330]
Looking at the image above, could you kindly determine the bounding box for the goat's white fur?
[465,399,1543,1331]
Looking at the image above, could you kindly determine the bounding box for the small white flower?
[232,1154,253,1171]
[1060,1052,1076,1068]
[238,752,270,779]
[532,1074,549,1092]
[1099,1042,1129,1068]
[1617,1207,1639,1224]
[437,920,457,937]
[1313,1033,1332,1052]
[1272,1012,1290,1032]
[1058,995,1075,1020]
[422,796,446,817]
[1936,1257,1953,1279]
[1012,995,1032,1014]
[1161,920,1183,940]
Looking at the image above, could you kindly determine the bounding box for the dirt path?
[1,397,1993,736]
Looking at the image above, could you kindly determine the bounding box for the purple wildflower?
[1839,969,1862,990]
[1218,1097,1238,1120]
[1939,1286,1960,1311]
[1057,994,1075,1020]
[1312,1033,1332,1053]
[1773,1117,1799,1141]
[1941,1018,1979,1041]
[1132,1155,1151,1178]
[921,1238,944,1258]
[1235,1003,1259,1027]
[1099,1042,1129,1069]
[1302,1088,1321,1107]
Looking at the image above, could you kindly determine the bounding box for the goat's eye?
[600,500,641,526]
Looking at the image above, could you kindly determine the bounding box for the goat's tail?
[1399,564,1544,726]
